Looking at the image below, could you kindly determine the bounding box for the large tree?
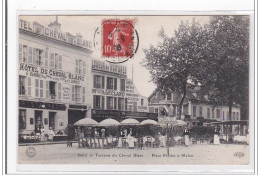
[199,16,249,120]
[143,19,207,117]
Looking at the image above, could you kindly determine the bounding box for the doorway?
[35,110,43,133]
[68,109,86,125]
[49,112,56,130]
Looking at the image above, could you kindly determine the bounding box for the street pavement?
[18,143,249,165]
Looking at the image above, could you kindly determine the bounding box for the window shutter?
[58,55,62,69]
[32,48,36,65]
[76,60,79,74]
[27,77,31,96]
[19,44,22,62]
[82,87,85,103]
[72,85,75,102]
[50,53,54,68]
[27,47,32,64]
[35,79,39,97]
[46,80,49,98]
[39,80,43,98]
[44,50,48,67]
[83,60,86,74]
[58,83,61,99]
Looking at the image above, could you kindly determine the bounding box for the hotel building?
[18,19,92,135]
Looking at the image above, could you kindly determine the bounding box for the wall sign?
[92,88,125,97]
[19,63,85,83]
[62,84,70,101]
[19,100,66,111]
[19,20,91,49]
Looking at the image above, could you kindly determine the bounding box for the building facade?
[148,89,241,122]
[18,19,92,135]
[126,79,149,112]
[90,59,128,122]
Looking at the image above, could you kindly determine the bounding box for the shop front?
[68,104,88,125]
[19,100,66,135]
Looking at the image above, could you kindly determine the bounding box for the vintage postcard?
[18,15,250,165]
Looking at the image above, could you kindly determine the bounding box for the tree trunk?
[228,95,233,121]
[179,84,187,119]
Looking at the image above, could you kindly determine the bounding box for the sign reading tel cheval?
[19,63,85,83]
[19,20,91,49]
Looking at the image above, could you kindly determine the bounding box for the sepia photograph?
[17,15,250,165]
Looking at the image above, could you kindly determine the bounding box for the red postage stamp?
[102,19,134,58]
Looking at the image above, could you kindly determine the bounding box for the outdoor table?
[53,135,67,142]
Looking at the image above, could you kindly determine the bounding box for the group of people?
[35,124,62,142]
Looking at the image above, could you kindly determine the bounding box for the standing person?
[213,126,220,145]
[40,125,46,142]
[48,127,55,141]
[101,128,106,138]
[183,127,190,146]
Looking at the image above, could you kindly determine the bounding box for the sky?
[20,15,209,98]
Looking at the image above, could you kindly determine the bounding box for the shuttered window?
[58,83,61,100]
[35,79,39,97]
[19,44,23,62]
[22,45,28,63]
[40,80,43,98]
[46,80,49,98]
[50,53,55,68]
[76,59,86,74]
[27,77,31,96]
[82,87,85,103]
[58,55,62,69]
[32,48,36,65]
[28,47,32,64]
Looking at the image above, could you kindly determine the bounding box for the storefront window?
[93,95,104,109]
[216,109,220,118]
[49,81,57,99]
[19,109,26,129]
[114,97,117,110]
[19,76,26,95]
[120,79,125,91]
[118,98,125,111]
[35,49,43,66]
[107,97,114,110]
[94,75,104,89]
[107,77,114,90]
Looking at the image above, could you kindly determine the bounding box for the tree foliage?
[143,19,207,116]
[199,16,249,119]
[144,16,250,120]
